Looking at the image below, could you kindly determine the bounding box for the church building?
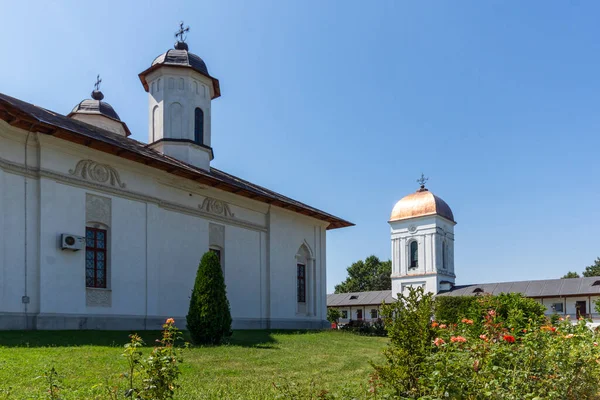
[328,178,600,323]
[0,28,352,330]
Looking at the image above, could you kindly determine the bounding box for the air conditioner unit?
[61,234,85,251]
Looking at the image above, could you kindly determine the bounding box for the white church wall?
[268,207,328,328]
[38,179,86,315]
[0,122,333,330]
[153,207,209,317]
[0,169,41,318]
[224,225,263,325]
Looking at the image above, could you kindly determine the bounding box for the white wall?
[390,214,456,296]
[0,122,331,330]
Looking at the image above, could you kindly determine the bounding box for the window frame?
[370,309,378,319]
[552,302,564,313]
[194,107,204,145]
[409,240,419,269]
[297,263,306,303]
[341,310,348,319]
[85,227,108,289]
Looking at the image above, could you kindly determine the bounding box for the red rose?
[503,335,515,343]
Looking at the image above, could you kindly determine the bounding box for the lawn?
[0,329,387,399]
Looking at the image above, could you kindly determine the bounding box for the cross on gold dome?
[94,75,102,91]
[175,22,190,42]
[417,173,429,188]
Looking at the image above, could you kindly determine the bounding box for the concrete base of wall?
[0,313,329,331]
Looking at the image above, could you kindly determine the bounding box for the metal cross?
[417,173,429,187]
[175,22,190,42]
[94,75,102,91]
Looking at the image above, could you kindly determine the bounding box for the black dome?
[70,98,121,121]
[151,49,209,76]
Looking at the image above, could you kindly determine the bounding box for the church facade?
[328,180,600,322]
[0,34,352,330]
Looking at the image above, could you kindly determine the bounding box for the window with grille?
[297,264,306,303]
[86,227,107,288]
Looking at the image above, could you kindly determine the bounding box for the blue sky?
[2,1,599,292]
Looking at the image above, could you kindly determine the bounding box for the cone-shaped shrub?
[186,251,232,345]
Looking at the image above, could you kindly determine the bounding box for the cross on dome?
[91,74,104,101]
[417,173,429,189]
[175,22,190,42]
[94,74,102,91]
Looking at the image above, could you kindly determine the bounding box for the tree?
[562,271,580,279]
[327,308,341,325]
[186,251,232,345]
[334,255,391,294]
[583,257,600,277]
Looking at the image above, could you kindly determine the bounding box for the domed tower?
[389,175,456,297]
[138,23,220,171]
[68,75,131,137]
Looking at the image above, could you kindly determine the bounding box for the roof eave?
[0,95,351,230]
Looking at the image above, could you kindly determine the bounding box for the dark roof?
[138,46,221,99]
[69,99,121,121]
[327,290,395,307]
[438,276,600,297]
[0,92,353,230]
[152,49,209,76]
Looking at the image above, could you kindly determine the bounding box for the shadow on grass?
[0,329,319,349]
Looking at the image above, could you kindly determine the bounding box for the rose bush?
[374,287,600,399]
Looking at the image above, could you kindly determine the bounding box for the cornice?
[0,156,266,232]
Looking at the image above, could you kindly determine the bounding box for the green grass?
[0,330,387,399]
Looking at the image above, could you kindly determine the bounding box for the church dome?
[138,40,221,99]
[151,43,210,77]
[69,90,121,121]
[68,81,131,137]
[390,186,454,223]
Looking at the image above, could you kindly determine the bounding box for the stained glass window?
[85,227,108,288]
[297,264,306,303]
[194,108,204,145]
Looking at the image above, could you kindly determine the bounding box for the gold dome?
[390,187,455,223]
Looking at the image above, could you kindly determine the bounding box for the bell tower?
[389,176,457,297]
[139,23,221,171]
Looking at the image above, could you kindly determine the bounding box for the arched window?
[409,241,418,269]
[194,108,204,145]
[442,241,446,270]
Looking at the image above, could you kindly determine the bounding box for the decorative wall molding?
[200,197,235,218]
[0,157,267,232]
[209,223,225,248]
[69,159,126,188]
[86,288,112,307]
[86,194,111,226]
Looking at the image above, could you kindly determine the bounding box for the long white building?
[0,32,352,330]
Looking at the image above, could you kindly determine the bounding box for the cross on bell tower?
[417,173,429,190]
[94,75,102,91]
[175,22,190,42]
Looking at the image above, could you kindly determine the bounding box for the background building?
[328,180,599,321]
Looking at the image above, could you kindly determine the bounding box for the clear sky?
[1,1,599,293]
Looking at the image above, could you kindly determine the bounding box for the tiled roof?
[327,290,395,307]
[439,277,600,297]
[0,92,353,230]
